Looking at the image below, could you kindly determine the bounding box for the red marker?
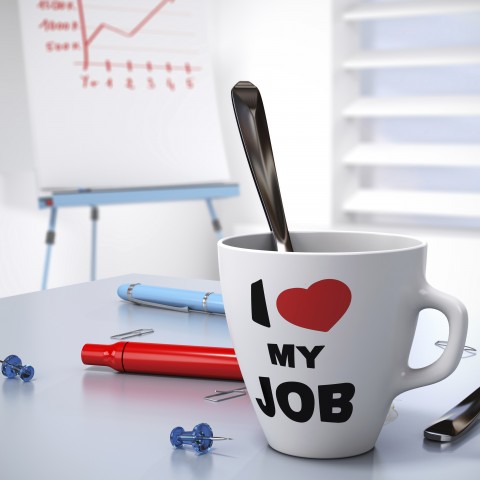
[81,342,243,381]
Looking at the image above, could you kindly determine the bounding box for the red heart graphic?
[276,279,351,332]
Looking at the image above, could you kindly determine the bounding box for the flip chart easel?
[17,0,237,290]
[38,183,239,289]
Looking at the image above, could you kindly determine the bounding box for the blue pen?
[117,283,225,315]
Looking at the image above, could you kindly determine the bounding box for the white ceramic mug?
[218,231,468,458]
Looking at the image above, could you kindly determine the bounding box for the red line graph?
[76,0,175,70]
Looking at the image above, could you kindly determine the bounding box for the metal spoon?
[231,81,294,252]
[424,385,480,442]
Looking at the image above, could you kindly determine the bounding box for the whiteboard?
[18,0,230,191]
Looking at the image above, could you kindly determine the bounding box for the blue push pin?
[170,423,232,454]
[1,355,35,382]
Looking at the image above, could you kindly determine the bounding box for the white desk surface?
[1,274,479,480]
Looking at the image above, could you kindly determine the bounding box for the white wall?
[209,0,332,230]
[0,0,332,297]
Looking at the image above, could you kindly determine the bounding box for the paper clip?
[204,386,247,402]
[435,340,476,357]
[110,328,154,340]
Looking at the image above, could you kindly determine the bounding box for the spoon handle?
[231,81,293,252]
[424,385,480,442]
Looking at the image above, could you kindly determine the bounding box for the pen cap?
[81,342,127,372]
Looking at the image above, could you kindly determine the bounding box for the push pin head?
[170,423,232,454]
[1,355,35,382]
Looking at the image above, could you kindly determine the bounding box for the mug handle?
[398,284,468,393]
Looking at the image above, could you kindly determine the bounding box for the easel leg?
[41,207,58,290]
[205,198,224,240]
[91,206,99,281]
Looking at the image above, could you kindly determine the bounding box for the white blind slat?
[344,0,480,22]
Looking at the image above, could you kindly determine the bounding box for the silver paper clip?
[111,328,154,340]
[435,340,476,357]
[204,386,247,402]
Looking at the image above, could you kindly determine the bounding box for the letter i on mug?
[218,231,468,458]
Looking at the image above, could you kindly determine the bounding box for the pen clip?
[130,297,190,312]
[127,283,190,312]
[129,299,225,315]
